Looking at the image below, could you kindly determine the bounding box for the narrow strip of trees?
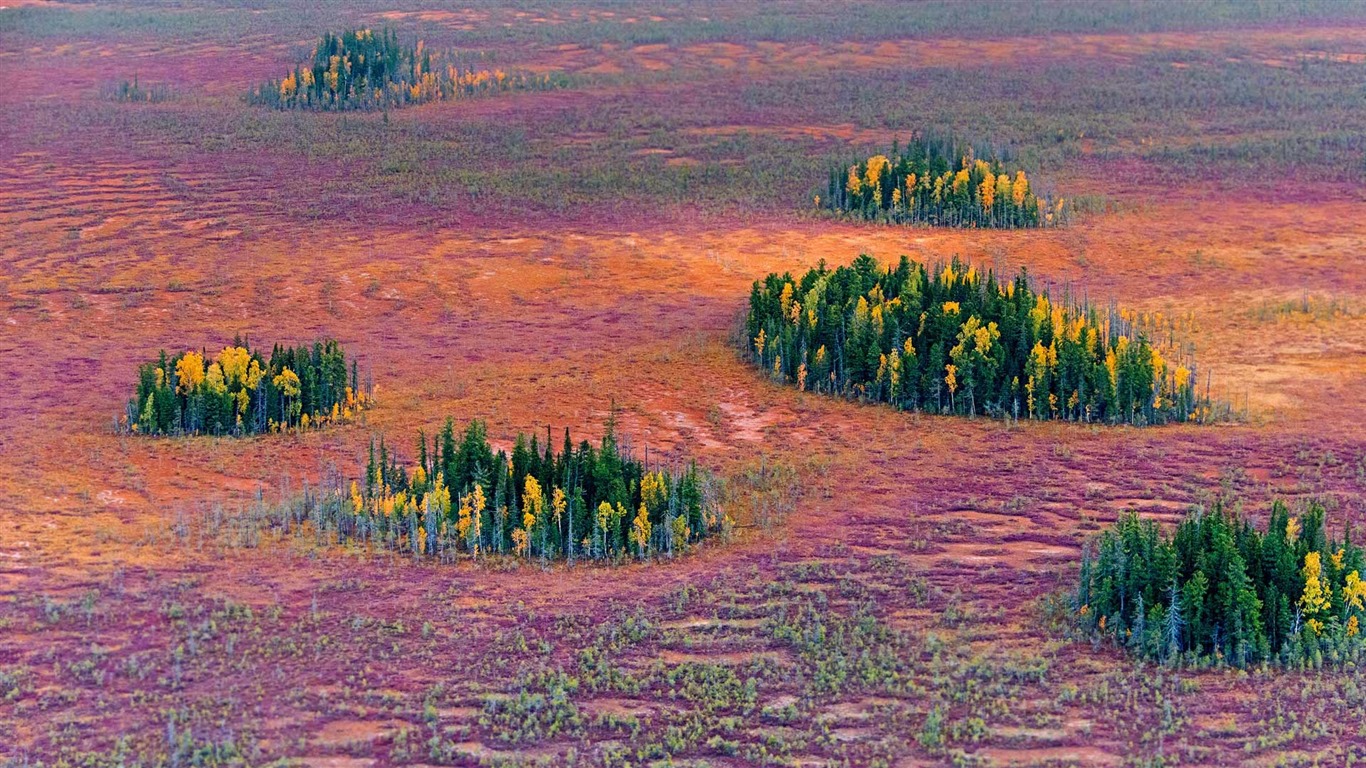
[1079,499,1366,668]
[124,338,370,436]
[821,137,1062,228]
[277,415,727,563]
[249,28,566,111]
[748,255,1208,425]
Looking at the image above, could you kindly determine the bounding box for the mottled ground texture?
[2,1,1365,765]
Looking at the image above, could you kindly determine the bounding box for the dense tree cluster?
[821,138,1061,227]
[291,416,725,563]
[1079,500,1366,668]
[249,29,563,111]
[747,255,1203,425]
[126,338,369,436]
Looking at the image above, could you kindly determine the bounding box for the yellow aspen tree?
[245,359,265,390]
[274,367,302,427]
[952,168,971,198]
[1299,551,1331,634]
[217,347,251,387]
[864,154,890,191]
[551,486,567,556]
[1013,171,1029,206]
[1344,570,1366,637]
[630,502,652,559]
[978,175,995,214]
[456,489,473,540]
[469,484,485,555]
[205,363,227,395]
[279,72,297,101]
[944,363,958,411]
[1105,345,1120,394]
[642,472,667,514]
[521,475,544,558]
[349,481,364,517]
[779,282,794,317]
[1344,571,1366,611]
[175,352,206,394]
[845,165,862,197]
[1150,348,1167,409]
[596,500,613,557]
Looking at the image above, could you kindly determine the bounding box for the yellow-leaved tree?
[175,352,205,394]
[519,475,544,559]
[273,367,302,428]
[596,500,613,559]
[1299,551,1331,635]
[630,502,652,559]
[551,486,567,558]
[1344,570,1366,637]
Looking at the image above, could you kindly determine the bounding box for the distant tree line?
[279,415,725,563]
[249,28,566,111]
[747,255,1208,425]
[1079,499,1366,668]
[104,75,173,103]
[125,338,370,436]
[821,137,1062,228]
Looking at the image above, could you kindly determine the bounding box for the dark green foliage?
[126,338,368,436]
[248,28,565,111]
[1079,498,1366,667]
[747,255,1205,424]
[284,415,725,563]
[823,137,1059,227]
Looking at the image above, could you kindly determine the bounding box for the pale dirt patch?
[660,648,787,665]
[293,758,375,768]
[583,697,653,717]
[661,616,765,630]
[974,745,1121,766]
[308,719,404,748]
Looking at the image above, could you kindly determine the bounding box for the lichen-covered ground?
[2,2,1365,765]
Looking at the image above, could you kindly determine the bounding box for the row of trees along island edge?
[747,255,1213,425]
[249,28,564,111]
[1079,498,1366,668]
[255,415,726,564]
[124,338,371,436]
[822,136,1064,228]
